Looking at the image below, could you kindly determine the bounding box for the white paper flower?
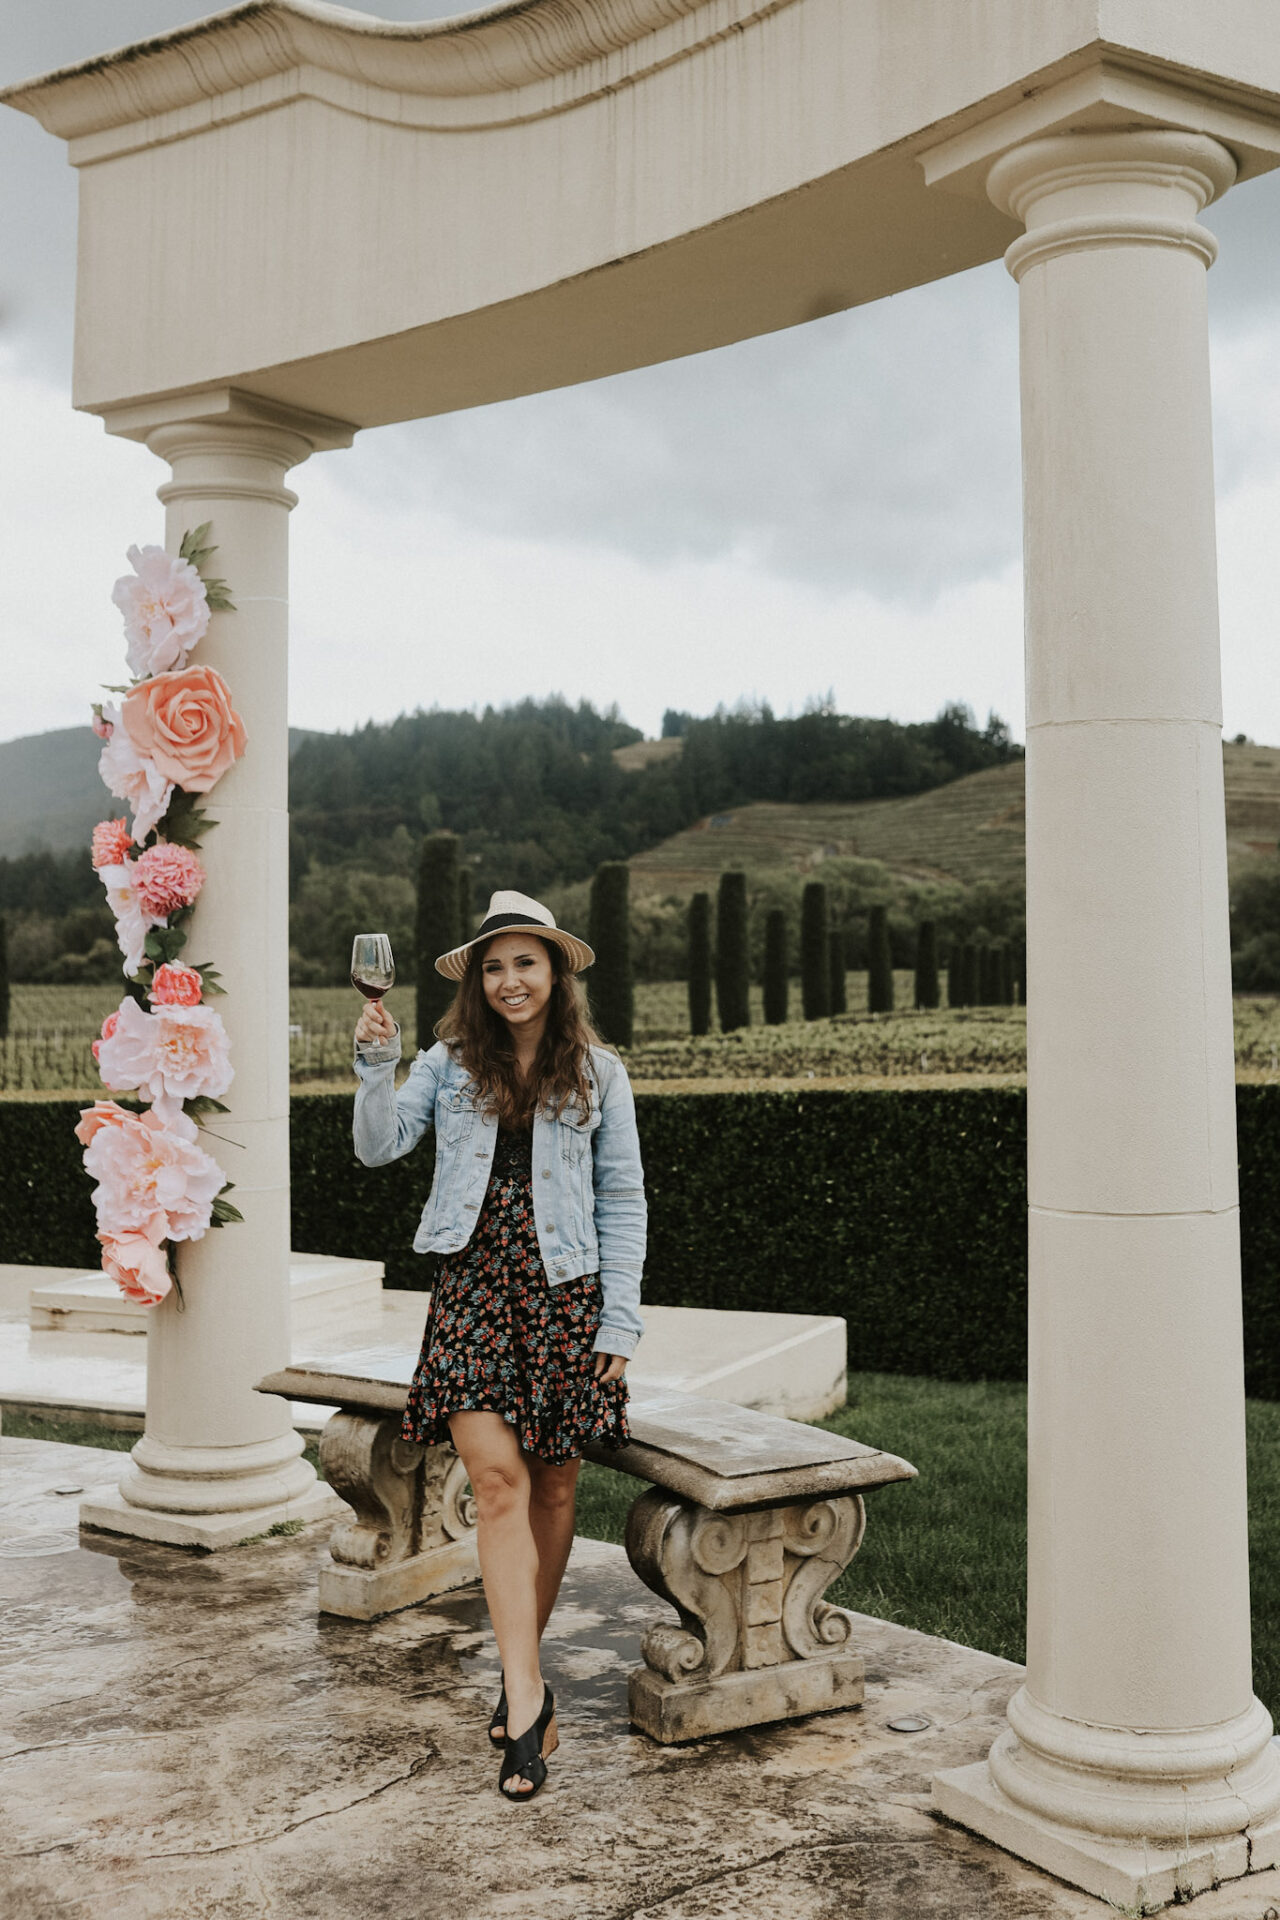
[96,995,234,1106]
[97,703,173,844]
[98,862,163,977]
[112,544,210,678]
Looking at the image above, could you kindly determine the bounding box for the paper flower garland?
[81,523,246,1306]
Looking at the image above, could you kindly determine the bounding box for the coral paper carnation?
[91,818,132,869]
[133,844,206,919]
[99,1231,173,1307]
[121,665,246,794]
[150,962,203,1007]
[112,544,210,678]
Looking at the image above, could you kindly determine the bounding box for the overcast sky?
[4,2,1280,747]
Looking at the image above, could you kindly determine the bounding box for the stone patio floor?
[6,1437,1280,1920]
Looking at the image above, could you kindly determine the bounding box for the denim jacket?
[352,1035,646,1358]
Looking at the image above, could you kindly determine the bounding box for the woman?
[352,890,645,1803]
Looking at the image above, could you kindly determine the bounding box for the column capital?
[94,383,356,454]
[986,130,1237,282]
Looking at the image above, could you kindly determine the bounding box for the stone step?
[25,1253,384,1336]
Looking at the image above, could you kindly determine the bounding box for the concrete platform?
[0,1435,1192,1920]
[25,1253,385,1335]
[0,1265,846,1432]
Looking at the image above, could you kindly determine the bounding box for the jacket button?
[541,1168,551,1179]
[554,1268,566,1278]
[546,1222,555,1233]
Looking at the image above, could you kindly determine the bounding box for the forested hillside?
[2,696,1018,982]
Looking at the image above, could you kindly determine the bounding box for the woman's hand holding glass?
[354,999,397,1048]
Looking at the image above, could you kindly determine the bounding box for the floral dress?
[401,1122,631,1465]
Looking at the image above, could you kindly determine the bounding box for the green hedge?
[8,1087,1280,1394]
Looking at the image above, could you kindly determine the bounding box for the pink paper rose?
[150,962,203,1007]
[99,1230,173,1308]
[91,1010,120,1064]
[91,818,132,869]
[97,701,173,844]
[121,665,246,794]
[112,544,210,679]
[98,863,163,977]
[83,1103,224,1244]
[133,844,205,919]
[95,994,233,1106]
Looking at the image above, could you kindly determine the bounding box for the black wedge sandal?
[487,1673,507,1750]
[498,1685,557,1802]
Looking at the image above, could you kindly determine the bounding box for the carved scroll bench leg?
[624,1488,867,1742]
[317,1410,479,1621]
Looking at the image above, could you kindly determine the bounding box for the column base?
[79,1478,343,1551]
[629,1650,864,1744]
[318,1534,481,1620]
[933,1756,1280,1914]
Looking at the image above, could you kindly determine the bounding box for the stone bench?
[257,1350,917,1742]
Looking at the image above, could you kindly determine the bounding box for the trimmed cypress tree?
[867,903,894,1013]
[962,942,980,1008]
[457,866,473,947]
[415,833,460,1044]
[828,929,847,1014]
[998,941,1015,1007]
[688,892,713,1036]
[715,870,750,1033]
[0,914,9,1040]
[587,862,634,1047]
[800,881,830,1021]
[763,908,789,1026]
[946,943,965,1010]
[978,943,998,1007]
[914,920,940,1010]
[1015,943,1028,1007]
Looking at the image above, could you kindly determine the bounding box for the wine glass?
[351,933,395,1018]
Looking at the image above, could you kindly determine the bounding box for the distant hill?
[628,742,1280,893]
[0,725,324,859]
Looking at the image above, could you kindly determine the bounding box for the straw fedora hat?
[434,889,595,981]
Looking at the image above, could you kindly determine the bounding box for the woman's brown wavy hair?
[435,935,606,1127]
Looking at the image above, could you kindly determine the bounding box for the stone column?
[80,401,350,1549]
[932,130,1280,1911]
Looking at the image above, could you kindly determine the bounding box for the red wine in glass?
[351,933,395,1004]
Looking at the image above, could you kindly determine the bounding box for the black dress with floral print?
[401,1122,630,1465]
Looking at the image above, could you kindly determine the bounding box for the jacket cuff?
[354,1027,401,1068]
[593,1324,639,1359]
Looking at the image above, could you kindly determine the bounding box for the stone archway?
[9,2,1280,1905]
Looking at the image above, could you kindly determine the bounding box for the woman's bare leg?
[447,1411,546,1793]
[480,1452,581,1743]
[528,1453,581,1637]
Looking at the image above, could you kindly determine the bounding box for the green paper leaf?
[179,522,213,561]
[143,932,166,961]
[185,1096,231,1122]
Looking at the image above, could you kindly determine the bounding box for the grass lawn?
[11,1374,1280,1723]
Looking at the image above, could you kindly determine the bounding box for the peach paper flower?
[133,844,205,919]
[112,544,210,679]
[97,702,173,844]
[150,962,203,1007]
[83,1103,224,1244]
[96,994,233,1106]
[75,1099,136,1149]
[98,862,163,977]
[91,818,132,869]
[91,1010,120,1065]
[99,1230,173,1308]
[121,665,246,794]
